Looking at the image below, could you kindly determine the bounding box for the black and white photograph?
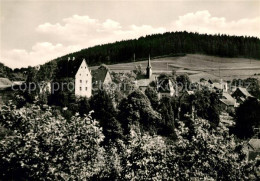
[0,0,260,180]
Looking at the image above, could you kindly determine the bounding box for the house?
[219,92,237,111]
[135,79,151,92]
[74,60,113,98]
[207,79,228,93]
[92,65,112,91]
[75,59,92,98]
[157,78,175,99]
[244,139,260,162]
[232,87,253,104]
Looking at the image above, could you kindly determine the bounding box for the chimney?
[73,57,75,61]
[68,57,70,61]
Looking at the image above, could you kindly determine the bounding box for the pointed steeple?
[146,54,152,79]
[147,54,151,68]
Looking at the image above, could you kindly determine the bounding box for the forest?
[1,31,260,81]
[37,31,260,81]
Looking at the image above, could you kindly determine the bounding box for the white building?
[75,59,92,98]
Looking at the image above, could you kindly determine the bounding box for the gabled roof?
[0,78,12,87]
[237,87,253,97]
[222,93,236,102]
[0,78,12,90]
[92,66,110,83]
[220,99,235,106]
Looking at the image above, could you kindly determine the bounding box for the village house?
[157,78,175,99]
[74,59,112,98]
[219,92,238,111]
[75,59,92,98]
[207,79,228,93]
[92,65,112,91]
[232,87,253,104]
[243,138,260,162]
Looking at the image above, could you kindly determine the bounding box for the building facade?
[75,59,92,98]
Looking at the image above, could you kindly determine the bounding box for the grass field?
[91,54,260,82]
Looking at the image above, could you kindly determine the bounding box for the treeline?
[64,31,260,65]
[35,31,260,80]
[0,62,27,81]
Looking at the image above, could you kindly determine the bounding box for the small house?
[232,87,253,104]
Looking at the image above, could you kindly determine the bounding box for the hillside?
[35,31,260,81]
[90,54,260,82]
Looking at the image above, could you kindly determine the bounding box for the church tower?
[146,55,152,79]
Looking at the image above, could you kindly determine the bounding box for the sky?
[1,0,260,69]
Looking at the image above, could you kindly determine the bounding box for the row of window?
[79,80,88,83]
[79,87,88,91]
[79,74,89,76]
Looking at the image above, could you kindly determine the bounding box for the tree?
[23,67,38,103]
[176,74,191,91]
[0,103,106,180]
[90,90,123,143]
[168,118,257,180]
[245,78,260,99]
[118,90,161,134]
[157,97,176,137]
[77,97,90,116]
[144,86,159,110]
[193,90,220,128]
[234,97,260,139]
[120,125,168,180]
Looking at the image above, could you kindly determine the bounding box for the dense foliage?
[0,101,259,180]
[234,97,260,139]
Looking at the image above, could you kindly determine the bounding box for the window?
[86,80,88,83]
[80,74,81,76]
[85,67,86,69]
[85,87,87,91]
[80,80,82,83]
[80,87,82,91]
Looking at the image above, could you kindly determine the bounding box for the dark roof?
[56,58,87,78]
[237,87,253,97]
[92,66,109,83]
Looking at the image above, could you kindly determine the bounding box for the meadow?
[91,54,260,82]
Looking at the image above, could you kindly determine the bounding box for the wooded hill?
[48,31,260,80]
[3,31,260,81]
